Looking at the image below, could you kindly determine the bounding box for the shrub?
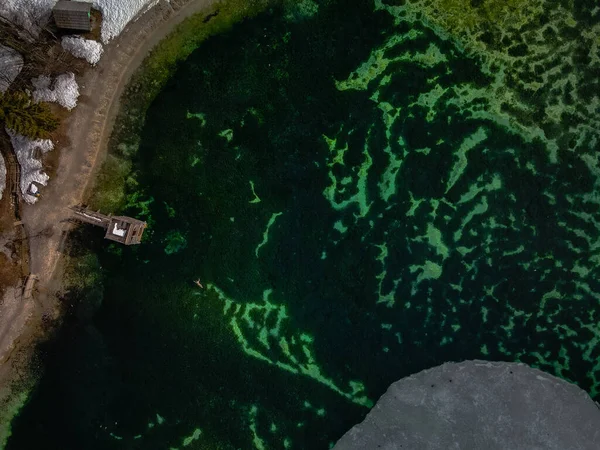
[0,90,58,139]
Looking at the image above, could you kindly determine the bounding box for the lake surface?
[8,0,600,448]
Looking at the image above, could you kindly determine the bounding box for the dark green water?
[8,0,600,448]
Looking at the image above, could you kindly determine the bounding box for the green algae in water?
[7,0,600,449]
[163,230,187,255]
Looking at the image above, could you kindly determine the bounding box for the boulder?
[334,360,600,450]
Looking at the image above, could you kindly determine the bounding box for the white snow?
[32,72,79,110]
[6,129,54,204]
[0,44,24,92]
[112,223,126,237]
[0,0,162,44]
[0,153,6,201]
[61,36,103,65]
[92,0,162,43]
[81,212,103,222]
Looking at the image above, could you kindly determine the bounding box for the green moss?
[428,0,540,39]
[87,154,132,212]
[63,252,102,291]
[0,390,32,449]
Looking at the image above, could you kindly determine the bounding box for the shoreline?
[0,0,220,445]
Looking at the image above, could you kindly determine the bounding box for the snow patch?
[0,153,6,201]
[92,0,163,43]
[0,0,161,44]
[0,44,24,92]
[6,129,54,204]
[61,36,104,65]
[32,72,79,110]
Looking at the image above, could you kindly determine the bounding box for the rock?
[334,360,600,450]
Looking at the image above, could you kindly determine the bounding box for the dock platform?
[70,206,147,245]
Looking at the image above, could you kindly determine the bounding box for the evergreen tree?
[0,91,59,139]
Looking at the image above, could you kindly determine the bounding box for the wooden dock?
[70,206,147,245]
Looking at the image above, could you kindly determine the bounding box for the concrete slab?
[334,360,600,450]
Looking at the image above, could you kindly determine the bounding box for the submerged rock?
[334,360,600,450]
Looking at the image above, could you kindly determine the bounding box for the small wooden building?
[71,206,147,245]
[106,216,147,245]
[53,1,92,31]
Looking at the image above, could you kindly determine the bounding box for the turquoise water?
[8,0,600,448]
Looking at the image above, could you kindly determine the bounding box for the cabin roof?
[53,1,92,13]
[53,1,92,31]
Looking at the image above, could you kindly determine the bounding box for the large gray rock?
[334,360,600,450]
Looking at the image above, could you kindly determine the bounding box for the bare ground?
[0,0,219,445]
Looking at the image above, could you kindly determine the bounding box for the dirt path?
[0,0,219,445]
[24,0,219,299]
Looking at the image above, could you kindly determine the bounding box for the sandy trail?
[0,0,218,444]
